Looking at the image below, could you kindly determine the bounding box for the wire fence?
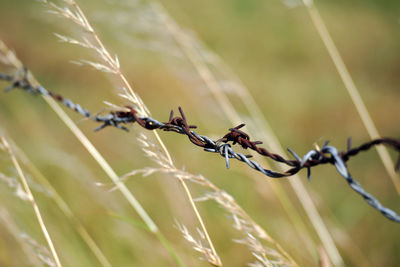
[1,67,400,223]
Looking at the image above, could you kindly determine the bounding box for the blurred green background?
[0,0,400,266]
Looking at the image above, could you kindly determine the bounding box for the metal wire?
[1,68,400,223]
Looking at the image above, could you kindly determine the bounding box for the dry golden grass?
[1,0,400,266]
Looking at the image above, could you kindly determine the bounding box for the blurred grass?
[1,0,400,266]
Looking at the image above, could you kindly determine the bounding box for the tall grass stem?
[1,136,63,267]
[152,2,342,265]
[64,1,219,263]
[302,0,400,195]
[10,140,113,267]
[0,40,186,266]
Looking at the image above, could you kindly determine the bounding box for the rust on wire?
[1,68,400,223]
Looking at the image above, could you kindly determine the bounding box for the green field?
[1,0,400,266]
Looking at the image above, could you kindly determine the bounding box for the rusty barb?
[1,68,400,223]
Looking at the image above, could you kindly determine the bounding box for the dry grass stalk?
[175,222,221,267]
[150,2,341,265]
[0,172,31,201]
[19,232,57,267]
[1,136,113,267]
[0,38,159,240]
[40,0,221,264]
[301,0,400,195]
[118,133,296,266]
[0,207,47,266]
[0,136,62,267]
[235,233,282,267]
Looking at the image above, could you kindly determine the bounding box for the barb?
[1,69,400,223]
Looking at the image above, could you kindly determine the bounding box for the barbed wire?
[1,67,400,223]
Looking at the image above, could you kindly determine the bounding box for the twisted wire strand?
[1,69,400,223]
[322,146,400,222]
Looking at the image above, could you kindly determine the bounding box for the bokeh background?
[0,0,400,266]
